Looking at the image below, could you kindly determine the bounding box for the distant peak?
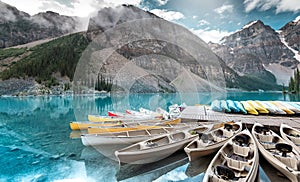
[242,20,263,29]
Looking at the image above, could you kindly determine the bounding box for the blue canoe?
[226,100,240,113]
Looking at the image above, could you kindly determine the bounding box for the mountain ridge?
[210,19,299,85]
[0,1,81,48]
[1,4,298,95]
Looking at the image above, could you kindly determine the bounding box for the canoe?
[258,101,286,114]
[234,101,247,114]
[270,101,295,115]
[226,100,240,113]
[81,126,191,146]
[88,125,164,134]
[88,115,120,122]
[288,102,300,112]
[203,129,259,182]
[220,100,231,112]
[139,108,162,117]
[247,100,269,114]
[70,121,124,130]
[280,124,300,154]
[115,125,212,164]
[87,118,182,134]
[108,111,129,117]
[184,122,243,161]
[252,123,300,181]
[211,100,222,112]
[279,101,300,114]
[240,101,258,115]
[71,117,180,131]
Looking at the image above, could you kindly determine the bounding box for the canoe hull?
[115,135,198,164]
[184,122,243,161]
[185,141,225,161]
[81,134,151,146]
[252,123,300,181]
[203,129,259,182]
[280,124,300,154]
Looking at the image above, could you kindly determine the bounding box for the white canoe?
[184,122,243,161]
[252,123,300,181]
[203,129,259,182]
[259,101,286,115]
[115,125,212,164]
[81,126,191,146]
[280,124,300,154]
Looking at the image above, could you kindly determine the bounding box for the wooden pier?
[180,106,300,129]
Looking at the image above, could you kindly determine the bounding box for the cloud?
[192,15,198,19]
[150,9,185,21]
[191,28,234,43]
[1,0,142,17]
[156,0,169,6]
[214,4,234,14]
[198,19,210,26]
[244,0,300,13]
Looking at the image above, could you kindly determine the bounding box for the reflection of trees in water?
[289,94,300,102]
[95,96,113,114]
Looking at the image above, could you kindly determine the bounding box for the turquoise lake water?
[0,92,298,181]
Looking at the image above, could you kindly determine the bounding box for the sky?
[1,0,300,43]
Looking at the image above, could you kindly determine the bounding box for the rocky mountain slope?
[1,4,294,95]
[280,18,300,53]
[209,20,300,85]
[0,1,80,48]
[80,5,250,93]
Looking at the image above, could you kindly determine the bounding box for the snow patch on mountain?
[242,20,258,29]
[294,16,300,23]
[278,31,300,62]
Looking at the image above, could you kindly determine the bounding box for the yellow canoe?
[248,100,269,114]
[70,118,180,130]
[240,101,259,115]
[270,101,295,115]
[87,125,163,134]
[70,121,124,130]
[88,115,120,122]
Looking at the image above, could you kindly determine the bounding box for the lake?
[0,92,298,181]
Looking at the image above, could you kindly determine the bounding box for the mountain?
[0,4,290,95]
[81,4,250,93]
[0,1,80,48]
[280,18,300,53]
[209,20,299,85]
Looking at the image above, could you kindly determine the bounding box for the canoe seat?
[224,154,249,171]
[213,135,227,143]
[222,129,234,138]
[232,144,250,157]
[213,130,229,142]
[170,132,186,141]
[274,154,299,170]
[256,133,273,142]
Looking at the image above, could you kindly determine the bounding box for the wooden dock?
[180,106,300,129]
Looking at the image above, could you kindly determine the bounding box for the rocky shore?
[0,78,73,96]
